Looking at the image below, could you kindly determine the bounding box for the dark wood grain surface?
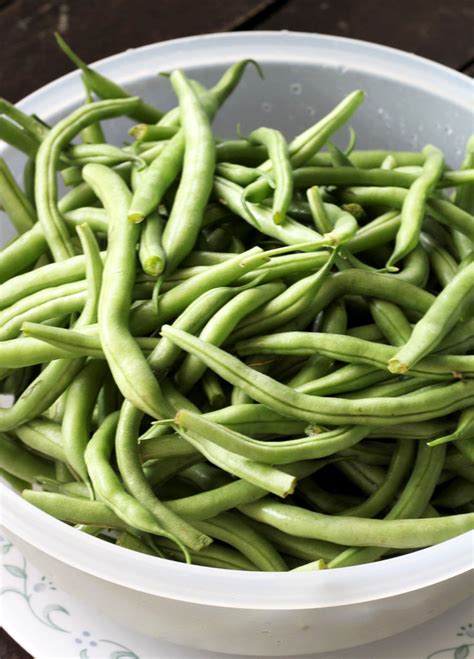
[0,0,472,656]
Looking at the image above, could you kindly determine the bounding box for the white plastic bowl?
[1,31,473,656]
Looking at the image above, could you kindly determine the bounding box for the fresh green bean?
[15,418,66,462]
[138,212,166,276]
[36,98,139,261]
[0,158,36,234]
[82,163,171,419]
[55,34,163,123]
[236,331,474,380]
[329,442,446,567]
[0,432,55,482]
[161,327,474,426]
[340,441,416,517]
[245,127,292,224]
[194,511,287,571]
[0,117,38,157]
[176,282,284,391]
[174,409,369,464]
[115,400,212,551]
[389,263,474,373]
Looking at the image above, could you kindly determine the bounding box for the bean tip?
[128,211,145,224]
[387,358,408,374]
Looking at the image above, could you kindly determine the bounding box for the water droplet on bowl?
[261,102,272,113]
[290,83,302,95]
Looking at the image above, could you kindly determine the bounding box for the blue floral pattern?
[0,535,139,658]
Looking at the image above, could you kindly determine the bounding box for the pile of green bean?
[0,36,473,572]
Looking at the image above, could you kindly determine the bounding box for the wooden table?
[0,0,472,656]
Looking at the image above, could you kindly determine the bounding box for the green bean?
[202,371,227,408]
[389,263,474,373]
[342,376,434,401]
[194,511,286,571]
[0,354,86,432]
[200,404,307,437]
[36,476,90,499]
[239,496,470,549]
[336,461,385,495]
[386,145,444,267]
[61,166,83,187]
[115,401,212,551]
[79,74,106,145]
[298,479,363,514]
[58,181,97,214]
[176,283,284,391]
[216,162,269,186]
[55,34,163,123]
[236,331,473,380]
[154,536,256,571]
[340,440,393,465]
[422,233,459,288]
[174,409,369,464]
[370,300,412,346]
[0,468,29,492]
[341,187,474,241]
[131,247,268,335]
[167,459,330,522]
[138,212,166,276]
[298,364,389,397]
[428,407,474,449]
[148,287,238,376]
[244,127,292,224]
[0,251,106,309]
[172,425,296,498]
[214,177,322,246]
[82,163,171,419]
[445,453,474,483]
[22,158,36,209]
[0,158,36,234]
[0,222,46,283]
[0,98,49,141]
[36,98,139,261]
[130,124,178,141]
[0,280,87,341]
[340,441,416,517]
[116,531,158,556]
[229,252,335,342]
[287,300,347,387]
[246,91,365,203]
[84,412,189,558]
[433,478,474,508]
[23,489,126,527]
[0,431,55,482]
[0,117,38,157]
[15,418,66,462]
[62,360,105,484]
[452,135,474,259]
[159,72,215,273]
[348,211,400,254]
[292,165,465,190]
[63,143,140,168]
[161,327,474,426]
[247,518,341,562]
[329,442,446,567]
[129,60,258,222]
[347,324,385,341]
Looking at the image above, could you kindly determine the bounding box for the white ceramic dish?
[0,31,473,657]
[2,537,473,659]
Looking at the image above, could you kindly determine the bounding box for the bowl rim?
[1,30,473,610]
